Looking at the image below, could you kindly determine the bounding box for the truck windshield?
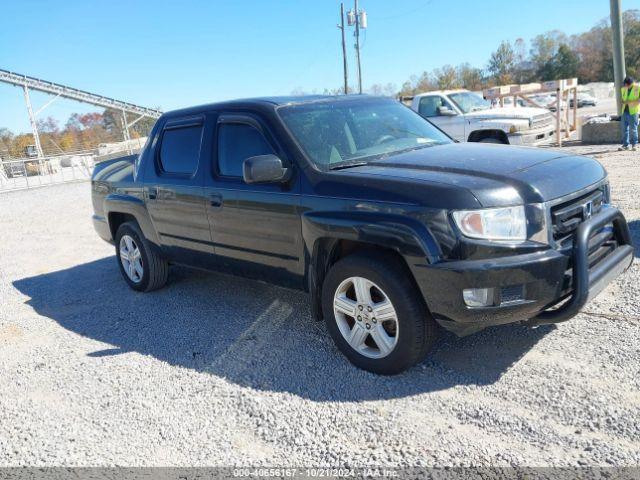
[278,98,451,170]
[448,92,491,113]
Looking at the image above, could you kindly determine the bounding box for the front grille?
[550,188,605,241]
[550,186,617,295]
[531,113,553,129]
[500,285,524,304]
[560,226,619,294]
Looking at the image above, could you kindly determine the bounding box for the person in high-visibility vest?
[619,76,640,151]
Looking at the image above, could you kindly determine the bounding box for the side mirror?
[437,106,457,116]
[243,154,290,184]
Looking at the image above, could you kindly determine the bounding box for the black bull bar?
[527,207,634,326]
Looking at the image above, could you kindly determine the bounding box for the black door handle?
[148,187,158,200]
[209,194,223,208]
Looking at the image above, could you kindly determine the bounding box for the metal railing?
[0,153,95,193]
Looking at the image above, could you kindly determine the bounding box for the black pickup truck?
[92,95,633,374]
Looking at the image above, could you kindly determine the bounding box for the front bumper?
[412,207,633,336]
[508,124,556,146]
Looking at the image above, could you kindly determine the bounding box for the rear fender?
[104,193,160,245]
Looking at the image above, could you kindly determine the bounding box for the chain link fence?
[0,152,95,193]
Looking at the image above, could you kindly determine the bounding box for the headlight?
[509,125,518,134]
[452,206,526,241]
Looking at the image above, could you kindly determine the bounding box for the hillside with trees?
[397,9,640,96]
[0,109,155,159]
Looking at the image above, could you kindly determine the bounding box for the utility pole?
[610,0,626,114]
[338,3,349,94]
[354,0,362,94]
[346,1,366,94]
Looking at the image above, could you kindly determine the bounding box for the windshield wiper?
[328,161,368,170]
[380,143,439,157]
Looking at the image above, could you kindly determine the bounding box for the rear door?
[144,116,212,263]
[204,112,303,288]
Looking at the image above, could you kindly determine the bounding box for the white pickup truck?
[407,89,555,146]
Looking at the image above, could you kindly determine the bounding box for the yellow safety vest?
[621,84,640,115]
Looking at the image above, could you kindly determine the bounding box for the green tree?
[554,44,579,79]
[530,30,568,74]
[537,43,579,80]
[623,10,640,80]
[488,41,516,85]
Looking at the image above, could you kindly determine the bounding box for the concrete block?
[581,120,622,144]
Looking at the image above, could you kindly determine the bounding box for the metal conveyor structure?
[0,68,162,157]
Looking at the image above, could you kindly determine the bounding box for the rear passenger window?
[217,123,274,177]
[159,124,203,175]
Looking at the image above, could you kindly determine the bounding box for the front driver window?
[418,96,451,117]
[217,123,274,177]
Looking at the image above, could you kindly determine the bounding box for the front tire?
[322,252,438,375]
[115,222,168,292]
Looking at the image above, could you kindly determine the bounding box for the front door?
[204,113,303,288]
[417,95,466,141]
[144,116,211,264]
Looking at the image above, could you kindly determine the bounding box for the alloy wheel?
[119,234,144,283]
[333,276,399,359]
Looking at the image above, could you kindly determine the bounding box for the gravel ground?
[0,145,639,467]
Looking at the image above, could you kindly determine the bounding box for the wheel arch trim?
[467,129,509,143]
[104,193,160,245]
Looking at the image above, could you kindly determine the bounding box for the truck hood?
[342,143,606,207]
[465,106,550,121]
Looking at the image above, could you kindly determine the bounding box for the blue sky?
[1,0,638,133]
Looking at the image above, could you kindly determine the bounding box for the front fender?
[302,210,442,264]
[104,193,160,245]
[301,210,443,321]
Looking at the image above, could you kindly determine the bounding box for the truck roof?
[162,94,380,118]
[412,89,470,98]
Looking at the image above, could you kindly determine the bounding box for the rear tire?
[322,252,438,375]
[115,222,169,292]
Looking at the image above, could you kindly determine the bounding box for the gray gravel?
[0,145,639,467]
